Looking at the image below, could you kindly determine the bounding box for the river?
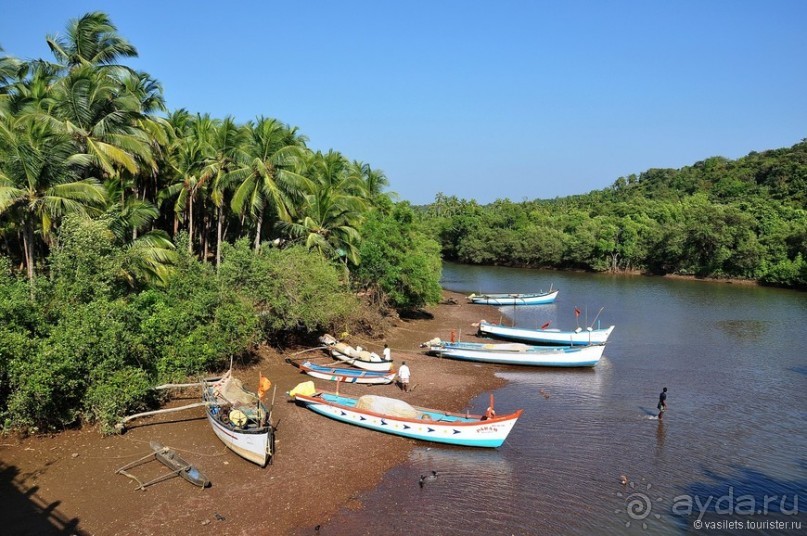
[320,263,806,535]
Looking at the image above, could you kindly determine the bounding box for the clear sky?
[2,1,806,205]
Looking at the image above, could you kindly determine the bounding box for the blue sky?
[2,1,806,205]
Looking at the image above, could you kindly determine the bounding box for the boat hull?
[468,290,559,305]
[479,321,615,345]
[294,392,522,448]
[205,410,271,466]
[299,361,396,384]
[328,347,393,372]
[425,341,605,367]
[203,377,273,467]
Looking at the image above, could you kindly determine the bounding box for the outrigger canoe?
[203,370,274,467]
[421,338,605,367]
[289,383,522,448]
[296,360,396,385]
[467,289,559,305]
[119,369,275,467]
[478,320,615,346]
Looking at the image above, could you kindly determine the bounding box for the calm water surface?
[314,264,807,535]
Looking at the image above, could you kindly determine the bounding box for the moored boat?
[289,383,522,448]
[203,370,274,467]
[478,320,615,346]
[421,338,605,367]
[118,370,275,467]
[319,334,393,372]
[467,289,559,305]
[296,360,396,385]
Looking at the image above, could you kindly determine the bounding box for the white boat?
[422,338,605,367]
[319,334,393,372]
[467,289,559,305]
[478,320,615,346]
[296,360,396,385]
[290,383,522,448]
[203,370,274,466]
[119,370,275,467]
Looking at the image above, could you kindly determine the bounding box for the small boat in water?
[478,320,615,346]
[467,289,559,305]
[289,383,522,448]
[421,338,605,367]
[319,334,393,372]
[296,360,396,384]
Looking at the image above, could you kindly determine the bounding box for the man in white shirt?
[382,343,391,361]
[398,361,410,392]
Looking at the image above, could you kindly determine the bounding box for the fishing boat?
[319,334,393,372]
[116,441,210,490]
[289,383,522,448]
[478,320,615,346]
[118,369,275,467]
[421,338,606,367]
[467,289,559,305]
[202,370,274,467]
[296,360,396,385]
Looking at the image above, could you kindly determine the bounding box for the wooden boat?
[115,441,210,491]
[479,320,615,346]
[319,334,393,372]
[119,369,275,467]
[290,384,522,448]
[203,370,274,467]
[296,360,396,384]
[467,289,559,305]
[421,338,605,367]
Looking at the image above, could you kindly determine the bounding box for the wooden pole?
[118,401,210,427]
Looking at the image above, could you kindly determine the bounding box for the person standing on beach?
[398,361,411,392]
[657,387,668,419]
[383,343,391,361]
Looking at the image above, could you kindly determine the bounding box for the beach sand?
[0,291,507,535]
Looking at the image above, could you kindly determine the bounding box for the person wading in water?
[657,387,668,419]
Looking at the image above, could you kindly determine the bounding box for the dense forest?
[0,12,442,433]
[420,142,807,289]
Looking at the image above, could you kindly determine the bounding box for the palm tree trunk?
[254,209,263,252]
[188,194,194,254]
[216,204,223,270]
[22,218,35,283]
[203,214,209,262]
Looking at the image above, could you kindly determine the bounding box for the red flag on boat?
[258,373,272,399]
[540,321,551,329]
[574,307,581,317]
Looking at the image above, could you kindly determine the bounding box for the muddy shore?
[0,291,506,536]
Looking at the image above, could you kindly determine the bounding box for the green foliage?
[423,140,807,289]
[219,239,358,336]
[356,204,442,309]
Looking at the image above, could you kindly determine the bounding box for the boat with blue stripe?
[290,386,522,448]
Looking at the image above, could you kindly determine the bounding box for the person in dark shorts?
[657,387,668,419]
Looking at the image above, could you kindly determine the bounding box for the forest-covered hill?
[420,140,807,289]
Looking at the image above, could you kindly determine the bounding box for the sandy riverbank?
[0,290,507,535]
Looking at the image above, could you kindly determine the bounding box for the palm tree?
[200,117,246,268]
[228,117,310,251]
[46,11,137,70]
[0,113,107,281]
[277,185,364,267]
